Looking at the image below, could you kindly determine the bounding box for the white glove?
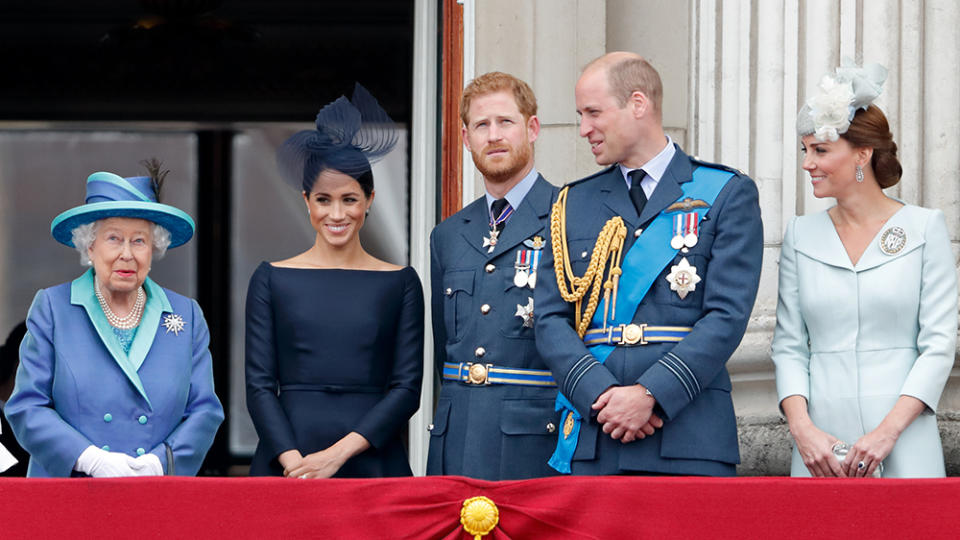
[132,452,164,476]
[75,445,141,477]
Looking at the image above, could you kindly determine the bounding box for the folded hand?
[592,385,660,442]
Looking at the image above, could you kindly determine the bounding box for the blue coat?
[4,270,224,477]
[773,206,957,477]
[427,175,561,480]
[535,147,763,475]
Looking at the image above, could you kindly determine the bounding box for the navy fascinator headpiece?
[278,83,398,195]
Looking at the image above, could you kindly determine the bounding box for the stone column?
[473,0,606,188]
[686,0,960,475]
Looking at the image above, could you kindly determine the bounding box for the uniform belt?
[442,362,557,387]
[582,323,692,346]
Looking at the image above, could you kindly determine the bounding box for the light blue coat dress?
[772,205,958,477]
[4,269,224,477]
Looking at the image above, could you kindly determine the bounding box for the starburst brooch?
[162,314,186,336]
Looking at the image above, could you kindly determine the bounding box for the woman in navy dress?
[245,85,423,478]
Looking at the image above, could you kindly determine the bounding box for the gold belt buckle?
[465,362,492,385]
[619,323,647,345]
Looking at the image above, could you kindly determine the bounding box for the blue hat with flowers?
[50,162,195,248]
[797,59,887,142]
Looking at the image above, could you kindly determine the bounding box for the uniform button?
[427,424,435,432]
[634,228,643,238]
[101,445,110,451]
[103,413,112,423]
[474,346,486,358]
[485,264,495,273]
[445,287,453,296]
[480,304,491,314]
[136,448,145,456]
[546,422,556,433]
[138,415,148,425]
[581,251,589,259]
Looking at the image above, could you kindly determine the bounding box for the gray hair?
[71,220,172,267]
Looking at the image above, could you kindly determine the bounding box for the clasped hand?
[592,385,663,443]
[280,448,346,480]
[77,445,162,477]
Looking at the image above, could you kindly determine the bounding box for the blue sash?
[548,166,734,473]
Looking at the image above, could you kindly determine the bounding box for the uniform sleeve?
[353,268,425,448]
[244,264,299,460]
[770,217,812,405]
[635,175,764,420]
[4,290,93,477]
[430,228,449,376]
[534,214,619,418]
[149,299,225,475]
[899,209,958,411]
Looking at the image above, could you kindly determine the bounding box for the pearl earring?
[855,165,864,183]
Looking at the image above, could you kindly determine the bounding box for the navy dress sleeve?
[245,263,298,461]
[352,268,424,448]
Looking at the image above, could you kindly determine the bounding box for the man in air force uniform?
[535,52,763,476]
[427,72,560,480]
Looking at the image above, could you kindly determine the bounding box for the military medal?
[527,249,541,288]
[482,230,499,253]
[514,249,530,288]
[666,257,701,299]
[515,297,534,328]
[670,213,685,250]
[484,202,514,253]
[683,212,699,248]
[672,211,699,249]
[878,226,906,255]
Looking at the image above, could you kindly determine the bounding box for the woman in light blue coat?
[772,62,957,478]
[3,162,224,477]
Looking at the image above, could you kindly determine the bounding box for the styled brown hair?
[606,56,663,113]
[460,72,537,126]
[841,105,902,188]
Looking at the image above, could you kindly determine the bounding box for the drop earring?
[855,165,864,183]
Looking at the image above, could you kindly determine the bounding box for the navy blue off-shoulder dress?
[245,262,424,477]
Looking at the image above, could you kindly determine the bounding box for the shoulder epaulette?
[689,156,746,178]
[564,164,618,189]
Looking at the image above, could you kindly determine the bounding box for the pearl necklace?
[94,278,145,329]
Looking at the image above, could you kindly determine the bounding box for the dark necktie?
[628,169,648,216]
[490,198,512,233]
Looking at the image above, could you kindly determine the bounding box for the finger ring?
[857,461,866,470]
[299,474,308,479]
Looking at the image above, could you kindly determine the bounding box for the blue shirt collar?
[619,135,675,187]
[485,167,539,217]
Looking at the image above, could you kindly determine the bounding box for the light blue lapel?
[793,212,855,271]
[793,206,922,273]
[854,205,924,272]
[70,269,164,409]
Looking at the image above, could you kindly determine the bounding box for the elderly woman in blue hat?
[3,161,224,477]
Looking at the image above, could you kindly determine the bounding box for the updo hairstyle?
[840,105,902,188]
